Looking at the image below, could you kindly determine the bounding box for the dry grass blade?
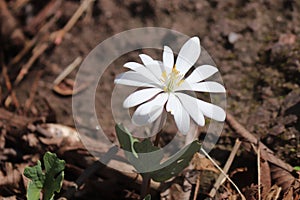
[209,138,242,198]
[201,148,246,200]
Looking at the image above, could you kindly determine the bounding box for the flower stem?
[154,129,162,146]
[140,174,151,199]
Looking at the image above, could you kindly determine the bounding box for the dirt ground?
[0,0,300,199]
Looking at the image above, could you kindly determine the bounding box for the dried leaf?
[283,186,293,200]
[271,164,295,193]
[263,184,282,200]
[191,152,219,173]
[260,159,271,196]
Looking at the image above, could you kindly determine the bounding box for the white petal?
[139,54,163,79]
[163,46,174,74]
[139,54,154,65]
[175,93,226,122]
[175,37,201,75]
[114,72,157,87]
[123,88,163,108]
[132,106,163,126]
[166,93,190,133]
[175,92,205,126]
[132,93,168,125]
[175,81,226,93]
[135,93,168,116]
[123,61,144,70]
[124,62,161,84]
[185,65,219,83]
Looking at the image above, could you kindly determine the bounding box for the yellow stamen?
[161,65,184,92]
[161,71,167,80]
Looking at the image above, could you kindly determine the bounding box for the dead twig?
[209,138,242,198]
[14,43,48,86]
[52,0,94,45]
[226,113,294,172]
[53,56,82,85]
[10,11,61,66]
[25,0,62,35]
[192,174,200,200]
[2,66,19,108]
[83,0,95,24]
[0,108,35,128]
[0,0,25,47]
[24,70,42,113]
[11,0,31,13]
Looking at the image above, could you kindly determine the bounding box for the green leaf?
[23,152,65,200]
[115,124,139,157]
[24,161,44,200]
[43,152,65,200]
[143,194,151,200]
[134,139,160,153]
[149,141,201,182]
[115,124,201,182]
[27,181,42,200]
[115,124,164,172]
[294,166,300,171]
[133,139,163,173]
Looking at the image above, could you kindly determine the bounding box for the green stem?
[140,112,166,199]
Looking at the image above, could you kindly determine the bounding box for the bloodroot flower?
[115,37,226,134]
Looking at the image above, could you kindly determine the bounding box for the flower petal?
[124,62,161,84]
[175,92,226,122]
[123,61,144,70]
[139,54,154,64]
[132,93,168,125]
[163,46,174,74]
[166,93,190,133]
[132,106,164,126]
[123,88,163,108]
[139,54,163,79]
[175,81,226,93]
[114,71,157,87]
[175,92,205,126]
[175,37,201,75]
[185,65,219,83]
[134,93,168,116]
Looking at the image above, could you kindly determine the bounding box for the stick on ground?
[226,113,293,172]
[208,138,242,198]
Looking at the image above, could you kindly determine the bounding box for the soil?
[0,0,299,199]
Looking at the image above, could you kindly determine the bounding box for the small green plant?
[116,124,201,182]
[23,151,65,200]
[294,166,300,171]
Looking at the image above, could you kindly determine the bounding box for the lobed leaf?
[23,152,65,200]
[115,124,201,182]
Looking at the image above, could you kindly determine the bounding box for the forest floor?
[0,0,299,199]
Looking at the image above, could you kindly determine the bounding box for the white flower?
[114,37,226,134]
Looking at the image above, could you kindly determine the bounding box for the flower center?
[161,65,184,93]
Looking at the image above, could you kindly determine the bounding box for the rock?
[228,32,241,44]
